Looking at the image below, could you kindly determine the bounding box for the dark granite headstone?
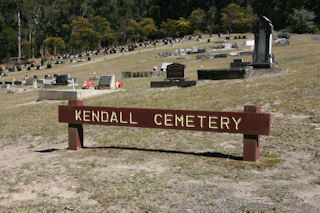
[98,75,115,89]
[151,80,196,87]
[198,69,246,80]
[166,63,185,79]
[14,81,22,85]
[230,59,251,70]
[198,46,206,53]
[122,72,131,78]
[252,16,274,68]
[55,74,68,85]
[213,54,227,58]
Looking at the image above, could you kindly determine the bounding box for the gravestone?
[166,63,185,79]
[122,72,153,78]
[229,51,238,56]
[223,42,232,49]
[192,47,198,53]
[14,81,23,85]
[25,78,34,86]
[1,84,10,89]
[198,46,206,53]
[245,40,255,46]
[68,78,78,90]
[213,54,228,58]
[230,59,251,70]
[198,69,246,80]
[252,16,274,68]
[151,63,196,88]
[55,74,69,85]
[161,62,173,71]
[197,54,213,60]
[98,75,115,89]
[275,38,289,46]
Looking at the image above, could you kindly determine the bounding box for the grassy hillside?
[0,34,319,212]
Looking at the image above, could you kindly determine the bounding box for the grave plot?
[96,75,116,90]
[198,17,283,81]
[121,72,153,78]
[151,63,196,88]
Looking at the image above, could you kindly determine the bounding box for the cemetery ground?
[0,34,320,212]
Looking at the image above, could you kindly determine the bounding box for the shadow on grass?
[35,148,59,153]
[84,146,243,161]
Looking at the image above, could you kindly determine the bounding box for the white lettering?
[119,112,128,124]
[75,110,82,121]
[232,117,242,130]
[110,111,118,123]
[83,110,90,122]
[101,111,108,122]
[92,111,99,122]
[154,114,162,125]
[221,117,230,129]
[129,112,138,124]
[165,114,173,126]
[209,116,218,129]
[197,115,206,128]
[175,115,184,127]
[186,115,195,127]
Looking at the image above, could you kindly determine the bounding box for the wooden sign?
[59,100,271,162]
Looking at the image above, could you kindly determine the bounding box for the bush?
[288,8,315,33]
[277,31,291,39]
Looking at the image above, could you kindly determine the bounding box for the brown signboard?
[59,105,270,135]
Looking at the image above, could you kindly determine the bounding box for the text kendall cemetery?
[59,105,271,135]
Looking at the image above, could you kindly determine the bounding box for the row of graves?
[0,74,77,90]
[123,16,280,86]
[158,46,206,58]
[143,16,282,87]
[198,16,282,80]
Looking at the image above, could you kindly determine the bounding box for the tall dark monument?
[252,16,274,68]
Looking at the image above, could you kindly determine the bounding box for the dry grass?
[0,34,320,212]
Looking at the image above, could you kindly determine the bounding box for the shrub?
[277,31,291,39]
[288,8,315,33]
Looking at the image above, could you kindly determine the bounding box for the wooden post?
[243,105,260,162]
[68,99,83,150]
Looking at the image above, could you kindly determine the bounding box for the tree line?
[0,0,319,63]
